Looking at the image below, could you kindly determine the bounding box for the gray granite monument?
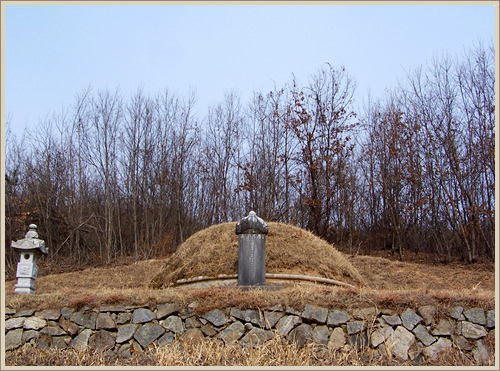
[11,224,48,294]
[235,211,268,287]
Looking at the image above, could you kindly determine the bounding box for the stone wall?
[4,303,495,365]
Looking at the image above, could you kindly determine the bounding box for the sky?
[3,3,496,139]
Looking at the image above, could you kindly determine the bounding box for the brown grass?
[6,334,492,367]
[150,222,364,289]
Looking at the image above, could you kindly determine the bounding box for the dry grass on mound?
[150,222,363,289]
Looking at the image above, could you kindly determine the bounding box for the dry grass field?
[4,222,496,366]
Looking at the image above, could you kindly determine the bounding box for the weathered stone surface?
[431,319,455,336]
[23,317,46,330]
[422,337,452,360]
[70,329,93,351]
[386,326,415,361]
[401,309,422,331]
[327,310,350,326]
[450,306,464,320]
[185,316,202,328]
[116,312,132,325]
[311,325,330,345]
[70,310,98,329]
[275,315,301,336]
[99,305,127,312]
[156,303,181,320]
[301,305,328,324]
[37,337,51,350]
[161,316,185,334]
[263,310,283,329]
[52,336,70,349]
[230,308,263,327]
[217,321,245,345]
[285,306,301,316]
[22,329,40,343]
[179,328,205,346]
[35,309,61,321]
[179,307,196,319]
[371,326,394,348]
[116,324,139,343]
[40,326,66,336]
[200,324,217,337]
[118,343,132,358]
[5,328,23,350]
[60,307,74,319]
[202,309,231,327]
[461,321,487,339]
[349,331,369,350]
[89,330,116,351]
[352,307,378,320]
[486,310,495,329]
[381,314,402,327]
[134,323,165,349]
[289,323,312,348]
[5,307,16,316]
[6,317,25,330]
[157,332,175,346]
[266,304,284,312]
[96,312,116,330]
[14,309,35,317]
[133,308,155,324]
[417,305,436,326]
[328,327,345,350]
[347,321,365,335]
[59,318,79,337]
[464,308,486,325]
[412,324,436,346]
[451,334,472,351]
[472,340,490,366]
[240,327,274,347]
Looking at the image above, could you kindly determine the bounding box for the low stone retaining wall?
[5,303,495,365]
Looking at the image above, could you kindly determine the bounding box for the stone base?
[14,286,35,294]
[233,285,285,291]
[15,278,36,294]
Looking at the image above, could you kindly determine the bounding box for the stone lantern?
[11,224,48,294]
[235,211,268,287]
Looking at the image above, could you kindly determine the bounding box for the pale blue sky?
[3,3,496,137]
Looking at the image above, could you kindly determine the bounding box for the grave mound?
[150,222,363,289]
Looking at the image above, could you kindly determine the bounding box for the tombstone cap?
[236,211,268,235]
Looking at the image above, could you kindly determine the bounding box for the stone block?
[472,340,490,366]
[401,308,422,331]
[202,309,231,327]
[263,310,284,329]
[156,303,181,320]
[385,326,415,361]
[116,324,139,343]
[451,334,472,351]
[311,325,330,345]
[157,332,175,346]
[412,324,436,346]
[6,317,25,331]
[464,308,486,325]
[23,317,46,330]
[381,314,402,327]
[70,310,98,329]
[14,309,35,317]
[328,327,345,350]
[217,321,245,345]
[179,328,205,346]
[347,321,365,335]
[133,308,155,324]
[461,321,487,339]
[160,315,185,334]
[134,323,165,349]
[96,313,116,330]
[89,330,116,351]
[35,309,61,321]
[22,329,40,343]
[239,327,274,347]
[352,307,378,320]
[5,329,23,351]
[40,326,66,336]
[485,310,495,329]
[431,319,454,336]
[289,323,312,348]
[417,305,436,326]
[70,329,93,351]
[301,305,328,324]
[327,310,350,326]
[275,315,301,336]
[422,337,452,361]
[371,326,394,348]
[230,308,264,327]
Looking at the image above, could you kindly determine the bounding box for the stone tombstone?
[11,224,48,294]
[235,211,268,287]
